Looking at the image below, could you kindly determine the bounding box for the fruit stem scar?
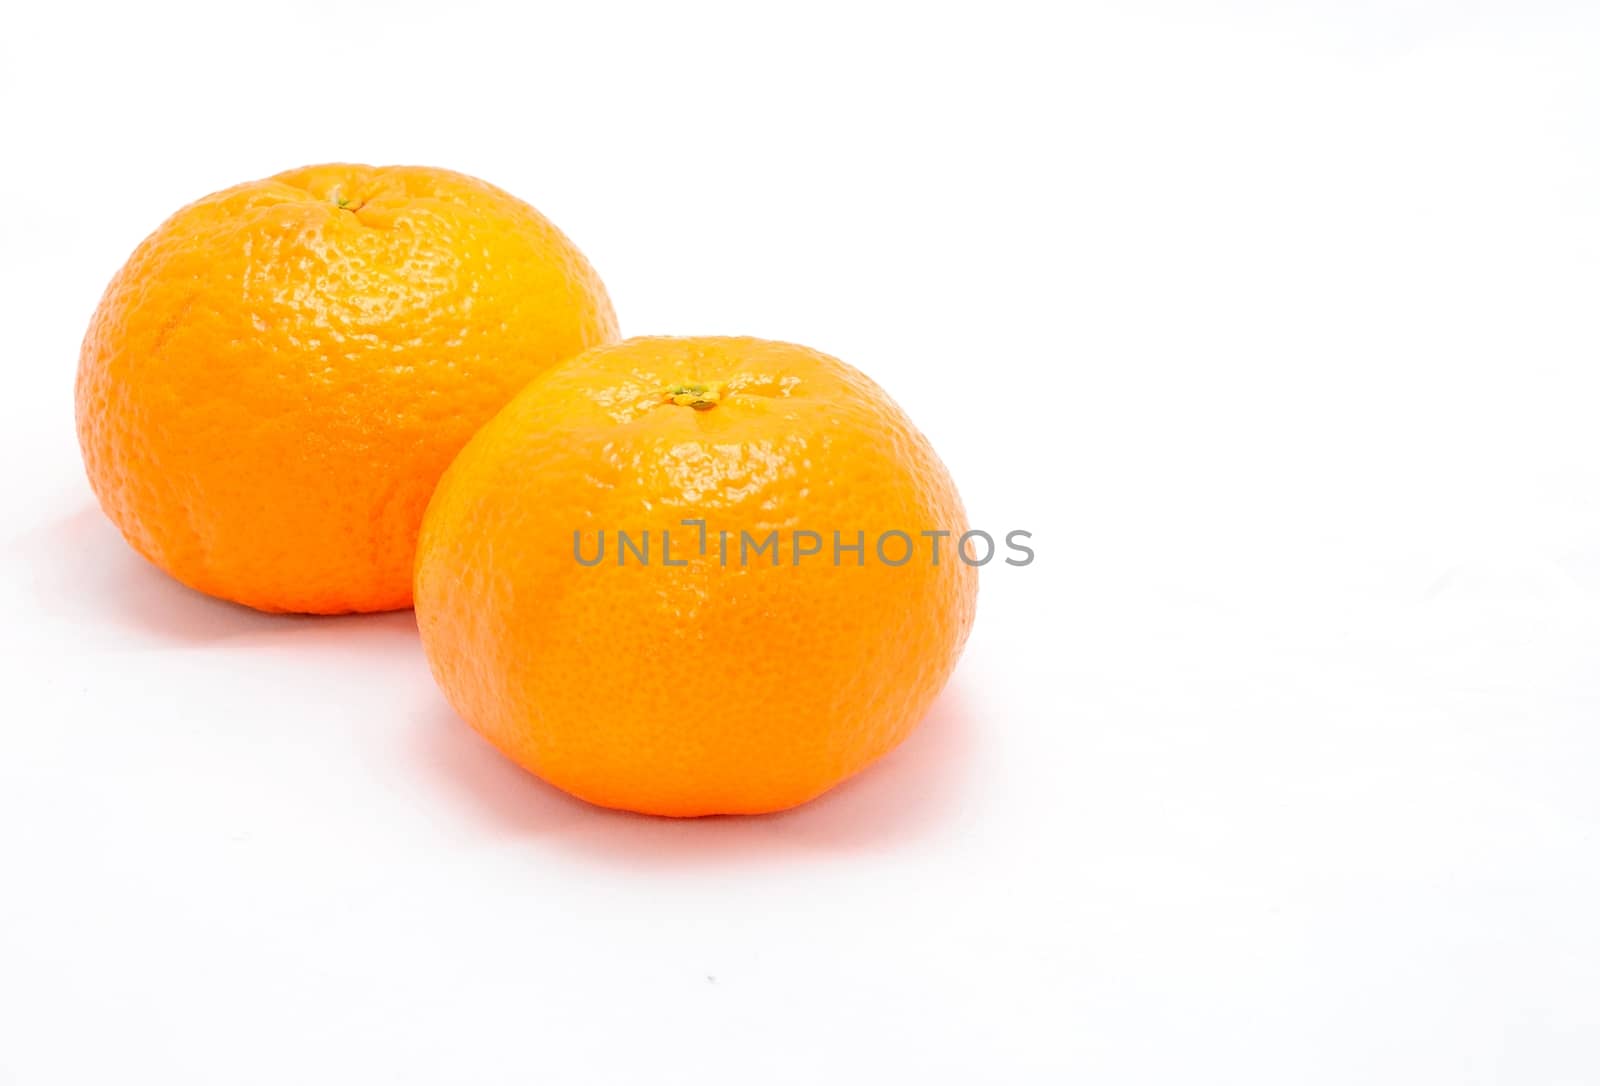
[666,382,723,411]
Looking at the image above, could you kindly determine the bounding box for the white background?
[3,1,1599,1082]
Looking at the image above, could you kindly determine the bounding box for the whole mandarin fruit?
[414,336,978,817]
[76,163,617,613]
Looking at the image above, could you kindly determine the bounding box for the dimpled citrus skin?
[76,163,618,613]
[415,336,978,817]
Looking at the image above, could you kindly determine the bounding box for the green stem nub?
[667,382,722,410]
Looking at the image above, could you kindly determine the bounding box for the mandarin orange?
[414,336,978,816]
[76,163,617,613]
